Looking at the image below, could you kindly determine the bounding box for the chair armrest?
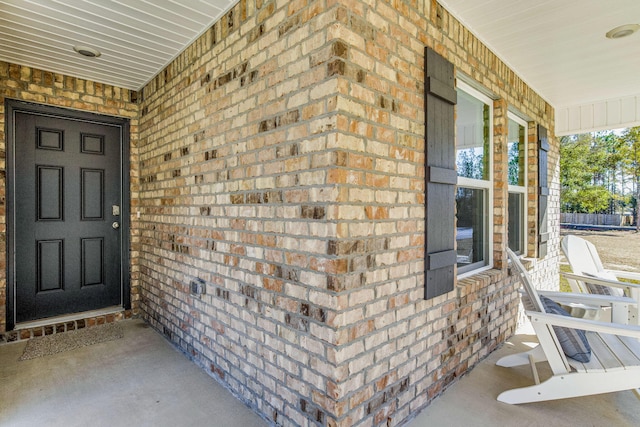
[538,290,635,306]
[561,271,640,290]
[526,311,640,338]
[604,269,640,282]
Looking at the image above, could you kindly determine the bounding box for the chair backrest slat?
[506,248,544,313]
[561,235,605,276]
[561,235,626,297]
[506,248,573,375]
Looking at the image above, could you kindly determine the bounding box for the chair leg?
[498,371,640,404]
[496,344,546,368]
[528,354,540,385]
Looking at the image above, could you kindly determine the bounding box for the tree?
[575,187,611,213]
[561,128,640,229]
[508,140,523,185]
[456,148,484,180]
[560,135,591,212]
[621,127,640,231]
[560,131,625,214]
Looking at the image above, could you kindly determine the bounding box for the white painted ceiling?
[439,0,640,113]
[0,0,237,90]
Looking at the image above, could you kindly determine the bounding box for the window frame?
[507,112,528,256]
[455,81,494,278]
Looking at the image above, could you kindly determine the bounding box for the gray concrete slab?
[407,329,640,427]
[2,319,638,427]
[0,319,267,427]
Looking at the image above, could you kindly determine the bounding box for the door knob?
[112,221,120,229]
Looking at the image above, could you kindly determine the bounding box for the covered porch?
[1,319,638,426]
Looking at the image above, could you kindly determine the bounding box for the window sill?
[457,265,493,280]
[506,255,534,271]
[456,266,506,288]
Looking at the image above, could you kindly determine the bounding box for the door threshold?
[15,306,124,330]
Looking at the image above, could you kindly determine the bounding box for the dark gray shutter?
[424,47,457,299]
[537,125,549,258]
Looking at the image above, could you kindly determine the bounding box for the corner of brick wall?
[298,2,554,426]
[136,1,350,425]
[131,0,558,425]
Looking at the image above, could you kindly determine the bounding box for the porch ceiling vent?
[73,45,101,58]
[605,24,640,39]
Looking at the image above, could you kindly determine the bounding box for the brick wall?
[135,0,557,426]
[137,2,345,424]
[0,62,140,334]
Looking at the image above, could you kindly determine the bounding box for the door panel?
[13,111,123,323]
[82,238,104,286]
[37,166,64,220]
[81,168,105,220]
[37,240,63,292]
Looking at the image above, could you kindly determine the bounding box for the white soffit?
[556,97,640,136]
[439,0,640,135]
[0,0,238,90]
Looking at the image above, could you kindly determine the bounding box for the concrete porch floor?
[0,319,266,427]
[1,319,638,427]
[408,325,640,426]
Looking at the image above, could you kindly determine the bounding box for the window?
[455,82,493,275]
[507,114,527,255]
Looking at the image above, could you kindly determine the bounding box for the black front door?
[9,103,127,324]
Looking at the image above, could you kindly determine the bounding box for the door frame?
[5,100,131,330]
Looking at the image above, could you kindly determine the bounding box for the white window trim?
[456,81,494,277]
[507,112,528,255]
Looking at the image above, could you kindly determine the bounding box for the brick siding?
[136,1,557,426]
[2,310,133,343]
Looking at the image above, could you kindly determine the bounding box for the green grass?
[559,263,639,293]
[559,264,572,292]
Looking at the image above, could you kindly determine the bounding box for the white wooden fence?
[561,213,635,226]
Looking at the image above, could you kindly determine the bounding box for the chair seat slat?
[573,333,635,372]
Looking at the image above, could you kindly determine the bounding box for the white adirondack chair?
[561,235,640,325]
[497,249,640,404]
